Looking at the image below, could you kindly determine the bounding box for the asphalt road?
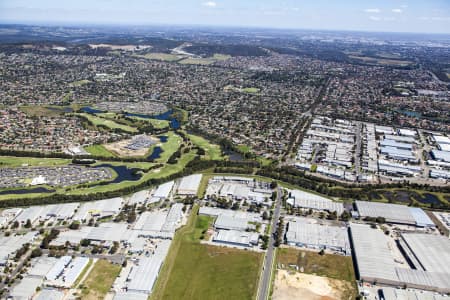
[258,187,282,300]
[0,248,32,292]
[354,121,362,181]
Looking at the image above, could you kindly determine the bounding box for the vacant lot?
[277,248,355,282]
[273,270,354,300]
[79,259,121,300]
[276,247,357,299]
[103,136,158,157]
[152,207,263,300]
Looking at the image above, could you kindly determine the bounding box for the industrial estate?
[0,19,449,300]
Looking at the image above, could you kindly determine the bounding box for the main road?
[257,186,282,300]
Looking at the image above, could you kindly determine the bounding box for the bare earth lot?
[103,136,158,157]
[273,270,353,300]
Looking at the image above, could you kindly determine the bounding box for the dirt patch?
[104,136,158,157]
[273,270,353,300]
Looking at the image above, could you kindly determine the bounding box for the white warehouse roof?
[177,174,202,195]
[286,217,350,253]
[152,181,174,199]
[349,223,398,283]
[287,189,344,214]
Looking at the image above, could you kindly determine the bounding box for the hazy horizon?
[1,0,449,34]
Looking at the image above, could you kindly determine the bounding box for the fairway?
[84,144,116,157]
[76,113,138,133]
[155,131,183,163]
[0,156,71,167]
[187,133,224,160]
[136,52,183,61]
[79,259,121,300]
[130,116,170,129]
[153,208,263,300]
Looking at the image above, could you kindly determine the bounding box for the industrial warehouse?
[286,189,344,215]
[349,223,450,293]
[205,176,273,206]
[295,117,450,183]
[285,217,350,255]
[355,200,435,227]
[199,206,266,249]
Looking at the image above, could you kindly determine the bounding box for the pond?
[0,187,55,195]
[417,193,441,205]
[80,107,105,114]
[125,109,180,129]
[397,109,422,119]
[223,150,244,161]
[158,135,168,143]
[93,164,142,184]
[147,146,163,160]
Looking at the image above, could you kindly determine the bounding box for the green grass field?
[76,113,138,133]
[242,87,260,93]
[152,206,263,300]
[130,116,170,129]
[187,133,224,160]
[19,105,65,117]
[0,156,71,167]
[84,144,116,157]
[178,57,216,65]
[236,144,251,153]
[136,52,183,61]
[70,79,90,87]
[155,131,183,163]
[80,259,121,300]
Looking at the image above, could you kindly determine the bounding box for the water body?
[0,187,55,195]
[418,193,441,205]
[223,150,244,161]
[158,135,168,143]
[126,109,180,129]
[147,146,163,160]
[93,164,142,184]
[80,107,105,114]
[396,109,422,119]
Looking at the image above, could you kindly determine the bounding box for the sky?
[0,0,449,34]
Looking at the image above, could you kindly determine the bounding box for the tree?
[270,181,278,189]
[127,211,137,223]
[30,248,42,258]
[69,221,80,230]
[24,219,32,228]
